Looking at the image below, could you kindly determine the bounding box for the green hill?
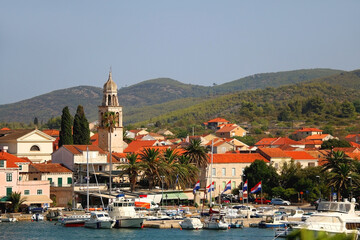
[0,69,346,124]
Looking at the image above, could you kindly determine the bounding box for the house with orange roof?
[157,129,174,136]
[305,134,335,142]
[255,137,304,149]
[345,134,360,144]
[42,129,60,151]
[204,153,268,195]
[257,148,292,170]
[0,129,55,163]
[215,124,246,138]
[345,152,360,161]
[291,127,323,140]
[125,129,149,139]
[0,149,52,208]
[333,147,360,153]
[124,140,159,153]
[284,151,318,168]
[224,138,249,151]
[298,139,323,149]
[203,117,230,130]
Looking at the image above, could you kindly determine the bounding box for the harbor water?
[0,221,276,240]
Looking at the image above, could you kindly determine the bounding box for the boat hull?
[84,220,114,229]
[62,219,86,227]
[114,218,145,228]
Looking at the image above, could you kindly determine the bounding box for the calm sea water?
[0,221,276,240]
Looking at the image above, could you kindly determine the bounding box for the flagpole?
[261,181,263,205]
[247,180,249,205]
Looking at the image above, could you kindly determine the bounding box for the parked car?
[311,198,327,208]
[270,198,290,205]
[254,198,271,204]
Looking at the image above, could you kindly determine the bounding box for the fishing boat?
[294,198,360,237]
[107,194,146,228]
[179,217,203,230]
[84,211,115,229]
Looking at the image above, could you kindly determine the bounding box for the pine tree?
[73,105,90,145]
[59,106,73,147]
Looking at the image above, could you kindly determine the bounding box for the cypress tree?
[73,105,90,145]
[59,106,73,147]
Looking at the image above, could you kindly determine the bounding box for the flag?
[193,180,200,194]
[243,180,248,191]
[206,182,215,193]
[222,180,231,193]
[251,181,262,194]
[243,180,248,199]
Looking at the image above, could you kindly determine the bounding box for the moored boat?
[203,214,229,230]
[258,215,286,228]
[31,213,44,221]
[84,211,115,229]
[107,194,145,228]
[179,217,203,230]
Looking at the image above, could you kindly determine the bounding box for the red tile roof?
[255,137,301,146]
[0,151,27,168]
[345,153,360,160]
[124,140,157,153]
[42,129,60,136]
[258,148,291,158]
[294,127,323,133]
[305,134,330,140]
[62,145,106,154]
[216,124,238,133]
[284,151,317,160]
[90,133,99,146]
[0,127,10,130]
[207,118,230,123]
[332,147,359,153]
[30,163,72,173]
[350,142,360,148]
[298,139,323,145]
[210,153,269,163]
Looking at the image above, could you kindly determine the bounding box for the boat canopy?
[317,201,351,213]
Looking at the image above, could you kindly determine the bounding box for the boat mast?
[210,139,213,208]
[87,146,89,210]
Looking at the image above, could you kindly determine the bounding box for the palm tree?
[117,153,142,192]
[175,155,199,189]
[9,192,25,213]
[184,139,209,187]
[139,148,166,190]
[322,150,358,201]
[184,139,209,168]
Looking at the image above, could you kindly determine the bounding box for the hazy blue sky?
[1,0,359,104]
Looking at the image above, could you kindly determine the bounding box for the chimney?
[0,146,8,152]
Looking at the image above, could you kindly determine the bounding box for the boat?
[274,226,293,238]
[107,194,146,228]
[229,220,244,228]
[31,213,44,221]
[84,211,115,229]
[258,215,287,228]
[287,209,305,220]
[58,213,91,227]
[46,209,63,221]
[293,198,360,237]
[0,217,17,222]
[203,214,229,230]
[179,217,203,230]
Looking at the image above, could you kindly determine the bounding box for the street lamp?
[316,176,321,200]
[348,176,353,200]
[161,176,165,208]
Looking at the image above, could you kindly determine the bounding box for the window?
[19,165,22,170]
[232,181,236,189]
[30,145,40,151]
[58,178,62,187]
[222,181,226,189]
[48,178,53,184]
[67,177,72,184]
[24,190,30,195]
[19,176,22,181]
[6,187,12,197]
[99,165,103,171]
[212,168,216,176]
[222,168,226,176]
[275,163,279,169]
[232,168,236,176]
[308,162,315,167]
[6,173,12,182]
[0,160,4,168]
[37,189,42,195]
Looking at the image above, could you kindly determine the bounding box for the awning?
[0,196,11,203]
[184,191,206,200]
[23,195,53,205]
[162,192,188,200]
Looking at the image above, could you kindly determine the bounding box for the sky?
[1,0,359,104]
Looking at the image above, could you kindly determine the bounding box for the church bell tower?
[98,70,123,153]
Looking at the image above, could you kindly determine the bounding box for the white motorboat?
[108,195,146,228]
[0,217,17,222]
[84,211,115,229]
[179,217,203,230]
[294,198,360,237]
[31,213,44,221]
[203,214,229,230]
[287,209,305,220]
